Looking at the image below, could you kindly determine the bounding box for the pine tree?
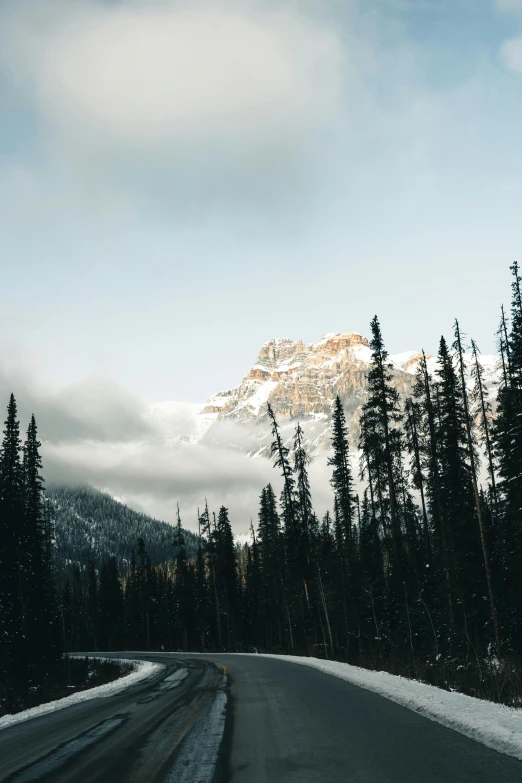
[241,524,262,650]
[292,423,313,603]
[173,505,191,651]
[328,396,354,542]
[360,317,404,568]
[493,263,522,649]
[470,340,499,514]
[267,403,301,651]
[257,485,283,650]
[412,351,454,626]
[436,335,487,647]
[22,415,61,679]
[98,558,123,652]
[86,561,98,651]
[327,396,358,657]
[453,322,500,651]
[194,515,209,652]
[267,402,296,538]
[0,395,25,700]
[404,398,430,557]
[214,506,238,650]
[61,578,73,651]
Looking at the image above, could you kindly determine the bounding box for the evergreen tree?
[327,396,357,656]
[86,561,98,650]
[292,423,313,603]
[257,484,283,650]
[453,321,500,651]
[98,558,123,652]
[493,263,522,648]
[194,516,209,652]
[412,350,455,630]
[61,577,74,651]
[328,396,354,544]
[22,415,61,679]
[361,317,404,566]
[241,524,262,650]
[404,398,430,557]
[470,340,499,515]
[436,336,486,648]
[173,505,191,651]
[267,402,296,539]
[0,395,25,700]
[214,506,238,650]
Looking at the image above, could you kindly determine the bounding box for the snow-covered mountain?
[147,332,501,455]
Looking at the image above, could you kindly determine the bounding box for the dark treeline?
[0,399,62,711]
[62,263,522,704]
[2,263,522,709]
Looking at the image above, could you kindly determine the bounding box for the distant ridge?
[48,485,199,574]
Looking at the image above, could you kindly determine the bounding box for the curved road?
[0,652,521,782]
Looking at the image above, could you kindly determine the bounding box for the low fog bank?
[0,362,337,534]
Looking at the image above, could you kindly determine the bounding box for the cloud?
[500,37,522,74]
[0,356,342,533]
[0,359,281,532]
[0,362,153,443]
[43,436,280,530]
[1,0,346,209]
[495,0,522,11]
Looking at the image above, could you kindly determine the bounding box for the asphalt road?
[0,652,521,783]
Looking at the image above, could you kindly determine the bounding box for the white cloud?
[4,2,345,159]
[495,0,522,11]
[43,436,280,531]
[500,36,522,74]
[0,358,279,532]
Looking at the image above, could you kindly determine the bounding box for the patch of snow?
[350,345,373,363]
[190,411,220,443]
[273,361,302,373]
[389,351,420,371]
[159,667,189,690]
[0,657,164,731]
[203,394,228,409]
[237,380,278,416]
[317,331,364,346]
[254,654,522,761]
[164,673,227,783]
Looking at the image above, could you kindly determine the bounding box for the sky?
[1,0,521,528]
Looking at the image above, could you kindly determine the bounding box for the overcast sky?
[1,0,521,407]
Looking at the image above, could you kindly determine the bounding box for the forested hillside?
[48,486,199,575]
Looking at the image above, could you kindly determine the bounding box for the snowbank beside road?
[0,657,164,731]
[261,654,522,761]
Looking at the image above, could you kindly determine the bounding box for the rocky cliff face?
[147,332,500,456]
[189,332,501,454]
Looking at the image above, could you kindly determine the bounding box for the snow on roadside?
[257,654,522,760]
[164,674,227,783]
[0,657,164,732]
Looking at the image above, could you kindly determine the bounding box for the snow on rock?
[258,654,522,761]
[0,657,164,731]
[138,332,502,459]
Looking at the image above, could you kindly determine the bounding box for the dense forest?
[49,485,199,575]
[1,262,522,711]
